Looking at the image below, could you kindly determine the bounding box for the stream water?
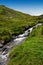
[0,23,42,65]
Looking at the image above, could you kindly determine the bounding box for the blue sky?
[0,0,43,16]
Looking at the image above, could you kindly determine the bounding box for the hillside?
[7,24,43,65]
[0,5,38,45]
[0,5,43,65]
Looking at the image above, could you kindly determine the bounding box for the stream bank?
[0,23,42,65]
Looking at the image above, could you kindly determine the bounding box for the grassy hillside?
[7,25,43,65]
[0,5,43,65]
[0,5,43,44]
[0,5,38,44]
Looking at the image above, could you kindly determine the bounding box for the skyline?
[0,0,43,16]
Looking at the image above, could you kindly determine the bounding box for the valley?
[0,5,43,65]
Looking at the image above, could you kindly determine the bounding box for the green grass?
[7,25,43,65]
[0,5,38,44]
[0,5,43,44]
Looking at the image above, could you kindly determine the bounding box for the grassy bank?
[7,25,43,65]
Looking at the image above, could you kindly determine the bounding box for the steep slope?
[0,5,38,44]
[7,25,43,65]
